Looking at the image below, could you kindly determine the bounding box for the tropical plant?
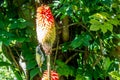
[0,0,120,80]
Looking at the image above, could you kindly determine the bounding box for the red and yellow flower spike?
[36,4,56,55]
[41,70,59,80]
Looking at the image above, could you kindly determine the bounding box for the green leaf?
[26,60,37,70]
[90,19,99,24]
[76,75,86,80]
[90,19,101,31]
[18,22,27,29]
[109,71,120,80]
[0,62,11,66]
[70,35,83,48]
[9,19,28,29]
[100,24,108,33]
[56,60,75,77]
[70,33,91,49]
[30,68,39,80]
[16,38,26,43]
[103,57,112,71]
[100,22,113,33]
[90,24,100,31]
[0,20,5,28]
[13,70,23,80]
[104,22,113,32]
[22,43,34,61]
[109,18,119,26]
[61,42,70,52]
[11,67,23,80]
[90,13,108,20]
[9,21,18,29]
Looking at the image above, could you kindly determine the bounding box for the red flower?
[41,70,59,80]
[36,5,56,55]
[36,5,54,28]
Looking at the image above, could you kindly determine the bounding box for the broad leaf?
[109,71,120,80]
[70,33,91,49]
[30,68,40,80]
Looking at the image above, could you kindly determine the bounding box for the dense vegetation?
[0,0,120,80]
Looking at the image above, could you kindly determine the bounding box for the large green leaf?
[103,57,112,71]
[109,71,120,80]
[90,19,101,31]
[109,18,119,26]
[30,68,39,80]
[90,24,100,31]
[70,33,91,49]
[101,22,113,33]
[56,60,75,77]
[26,60,37,70]
[90,12,114,33]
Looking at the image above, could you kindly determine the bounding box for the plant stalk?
[47,54,51,80]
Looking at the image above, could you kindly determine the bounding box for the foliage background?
[0,0,120,80]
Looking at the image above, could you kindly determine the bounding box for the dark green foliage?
[0,0,120,80]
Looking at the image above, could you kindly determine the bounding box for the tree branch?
[65,52,78,64]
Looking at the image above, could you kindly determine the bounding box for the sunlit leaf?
[109,71,120,80]
[90,19,101,31]
[104,22,113,32]
[100,25,108,33]
[103,57,112,71]
[90,24,100,31]
[101,22,113,33]
[76,75,86,80]
[109,18,119,26]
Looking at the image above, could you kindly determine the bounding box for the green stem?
[47,54,51,80]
